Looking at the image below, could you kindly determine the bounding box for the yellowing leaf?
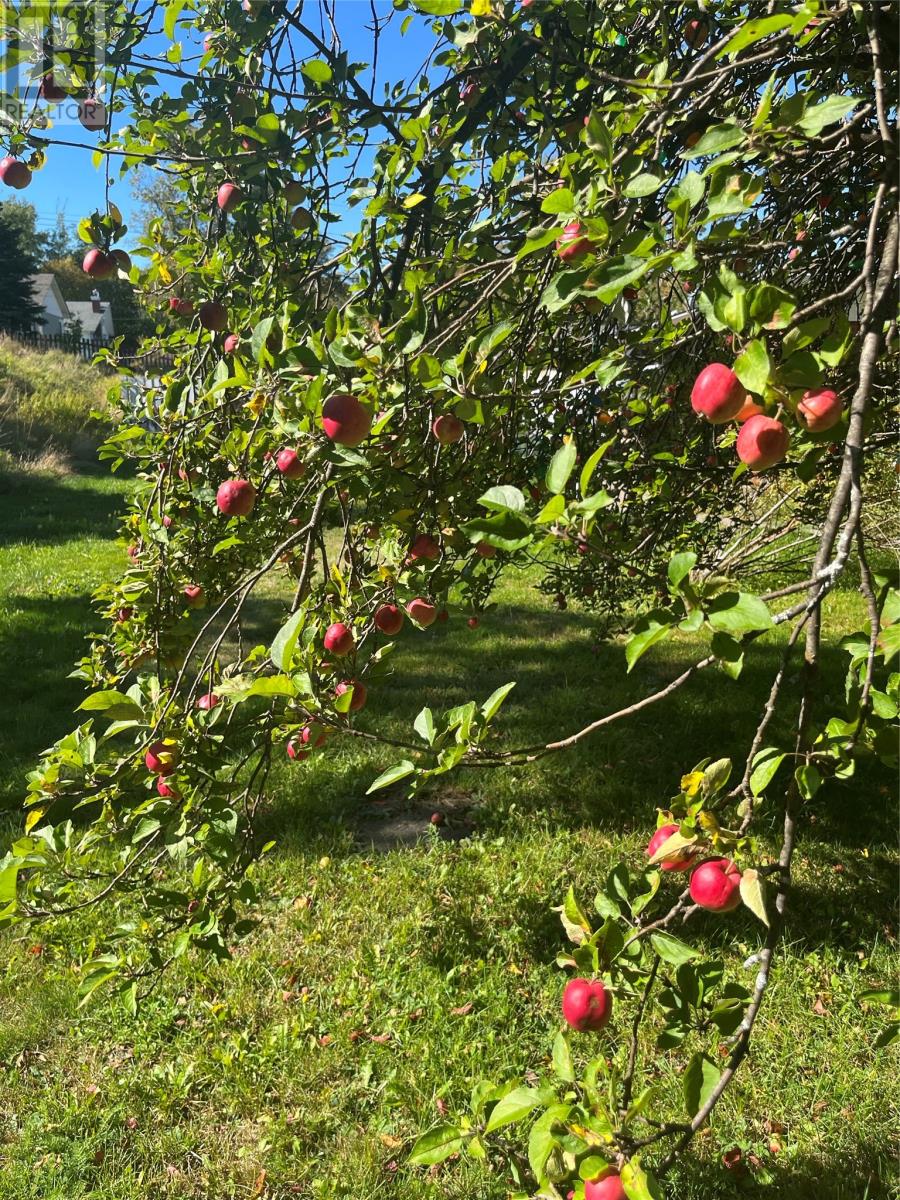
[739,868,769,926]
[246,392,267,417]
[470,0,495,15]
[681,770,704,797]
[157,261,172,285]
[25,807,46,833]
[404,193,427,208]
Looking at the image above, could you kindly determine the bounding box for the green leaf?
[681,123,746,159]
[408,1123,465,1165]
[546,441,577,495]
[552,1031,575,1082]
[414,707,435,745]
[461,511,533,552]
[535,494,566,524]
[478,485,526,514]
[528,1103,570,1182]
[585,113,613,162]
[77,690,143,721]
[395,289,427,355]
[481,681,516,723]
[621,1158,663,1200]
[485,1086,545,1133]
[541,188,575,215]
[683,1052,721,1118]
[719,13,792,57]
[650,932,699,967]
[749,283,796,328]
[251,316,276,364]
[711,631,744,679]
[625,614,675,673]
[797,95,857,137]
[366,760,415,794]
[733,338,770,394]
[579,438,616,497]
[667,552,697,590]
[301,59,333,84]
[749,747,785,797]
[707,591,773,636]
[269,609,306,672]
[409,0,461,12]
[163,0,185,41]
[623,172,663,198]
[795,762,822,800]
[739,868,769,926]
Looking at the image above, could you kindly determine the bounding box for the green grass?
[0,469,895,1200]
[0,336,114,462]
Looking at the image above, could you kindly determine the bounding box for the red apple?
[216,479,256,516]
[38,74,67,101]
[196,693,220,710]
[622,286,639,301]
[797,388,842,432]
[0,157,31,189]
[646,823,697,872]
[223,333,240,354]
[323,622,354,656]
[336,679,367,711]
[475,541,496,559]
[79,98,107,131]
[556,221,596,264]
[406,598,437,627]
[184,584,206,609]
[374,603,404,635]
[409,533,440,562]
[217,181,243,212]
[157,778,179,798]
[459,81,479,107]
[433,413,464,444]
[467,616,479,629]
[690,363,745,423]
[736,414,790,471]
[145,740,178,776]
[199,300,228,331]
[585,1172,627,1200]
[689,858,742,912]
[116,606,133,622]
[561,977,611,1032]
[286,737,308,762]
[275,448,305,479]
[735,395,765,423]
[300,723,328,748]
[82,248,116,279]
[684,17,709,47]
[321,393,372,447]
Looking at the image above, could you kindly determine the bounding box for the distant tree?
[0,206,42,333]
[45,254,154,350]
[42,212,74,262]
[0,200,43,259]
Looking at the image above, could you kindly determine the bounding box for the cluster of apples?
[647,822,742,910]
[691,362,843,471]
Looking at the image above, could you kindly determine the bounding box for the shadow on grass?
[0,468,127,547]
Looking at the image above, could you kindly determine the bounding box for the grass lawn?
[0,466,895,1200]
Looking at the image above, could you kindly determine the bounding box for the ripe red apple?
[556,221,596,264]
[374,603,404,635]
[170,297,195,317]
[145,740,178,775]
[223,333,240,354]
[432,413,464,444]
[286,737,308,762]
[467,616,479,629]
[161,515,173,528]
[199,300,228,331]
[0,157,31,189]
[336,679,367,711]
[300,723,328,748]
[689,858,742,912]
[157,778,179,798]
[736,414,790,471]
[585,1172,626,1200]
[409,533,440,562]
[430,811,444,826]
[735,395,765,423]
[684,17,709,46]
[283,179,304,205]
[79,98,107,131]
[690,363,746,423]
[475,541,496,559]
[290,206,314,230]
[127,543,140,561]
[275,448,305,479]
[184,584,206,609]
[216,479,256,516]
[646,823,697,872]
[217,181,243,212]
[38,74,67,101]
[406,598,437,627]
[797,388,842,432]
[323,622,354,656]
[561,977,611,1032]
[459,81,479,107]
[196,692,220,710]
[82,248,116,279]
[321,393,372,447]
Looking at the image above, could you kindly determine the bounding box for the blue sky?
[14,1,441,248]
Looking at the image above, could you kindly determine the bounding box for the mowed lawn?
[0,467,895,1200]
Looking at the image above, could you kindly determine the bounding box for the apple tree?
[0,0,897,1192]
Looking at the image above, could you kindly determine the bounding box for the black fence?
[0,329,174,375]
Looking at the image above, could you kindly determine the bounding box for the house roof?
[66,301,111,335]
[28,273,62,306]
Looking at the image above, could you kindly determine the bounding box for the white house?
[26,274,116,341]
